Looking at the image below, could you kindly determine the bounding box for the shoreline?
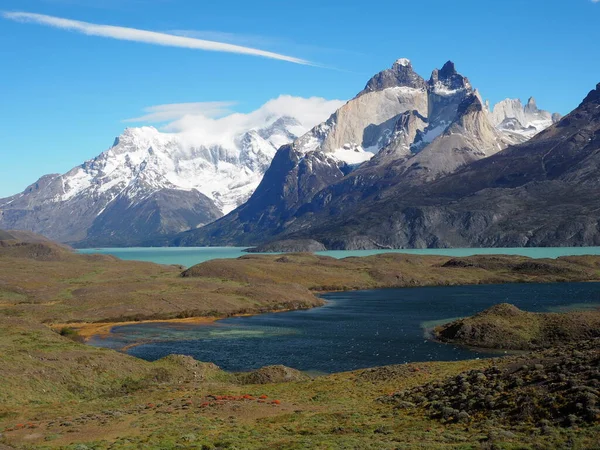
[52,279,600,348]
[49,307,307,343]
[50,316,221,342]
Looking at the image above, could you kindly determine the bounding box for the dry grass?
[2,242,600,448]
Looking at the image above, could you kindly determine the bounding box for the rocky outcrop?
[397,94,510,182]
[299,60,429,157]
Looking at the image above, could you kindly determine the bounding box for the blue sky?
[1,0,599,197]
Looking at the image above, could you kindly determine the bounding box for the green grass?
[2,243,600,448]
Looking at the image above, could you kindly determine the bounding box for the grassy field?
[1,240,600,448]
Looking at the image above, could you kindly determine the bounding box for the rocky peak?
[429,61,472,93]
[257,116,301,146]
[358,58,427,96]
[392,58,412,69]
[580,82,600,106]
[438,60,457,78]
[524,97,539,114]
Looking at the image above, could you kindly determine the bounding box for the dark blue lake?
[89,282,600,373]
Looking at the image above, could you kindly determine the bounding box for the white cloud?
[2,11,312,65]
[129,95,345,149]
[170,30,277,49]
[124,101,236,123]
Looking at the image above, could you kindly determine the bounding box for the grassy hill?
[435,303,600,350]
[1,241,600,448]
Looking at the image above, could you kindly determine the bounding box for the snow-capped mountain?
[173,59,560,248]
[488,97,561,143]
[0,96,343,246]
[0,59,559,248]
[283,60,556,173]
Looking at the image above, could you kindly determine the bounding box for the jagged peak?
[439,60,457,78]
[493,98,524,108]
[112,126,163,149]
[358,57,427,96]
[524,96,539,113]
[429,60,472,94]
[393,58,412,68]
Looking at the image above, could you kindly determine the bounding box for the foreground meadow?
[1,238,599,448]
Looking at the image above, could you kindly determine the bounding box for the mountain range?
[4,59,594,250]
[168,60,600,250]
[0,97,342,246]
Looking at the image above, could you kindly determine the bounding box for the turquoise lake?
[77,246,600,268]
[79,246,600,372]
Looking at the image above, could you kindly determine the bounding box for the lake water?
[89,282,600,373]
[77,246,600,268]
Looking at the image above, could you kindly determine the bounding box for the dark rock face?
[426,61,473,126]
[358,59,427,96]
[429,61,471,92]
[76,188,221,248]
[173,145,349,246]
[0,174,104,244]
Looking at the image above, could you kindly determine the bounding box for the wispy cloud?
[124,101,236,123]
[2,11,312,65]
[170,30,278,49]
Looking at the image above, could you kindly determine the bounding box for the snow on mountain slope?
[0,96,343,244]
[54,96,343,214]
[294,60,429,165]
[488,97,560,143]
[172,59,562,248]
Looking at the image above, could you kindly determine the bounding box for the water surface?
[77,246,600,268]
[89,282,600,373]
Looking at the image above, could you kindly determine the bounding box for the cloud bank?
[2,11,312,65]
[127,95,345,149]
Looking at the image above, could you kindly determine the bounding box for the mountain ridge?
[0,97,342,246]
[169,59,563,249]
